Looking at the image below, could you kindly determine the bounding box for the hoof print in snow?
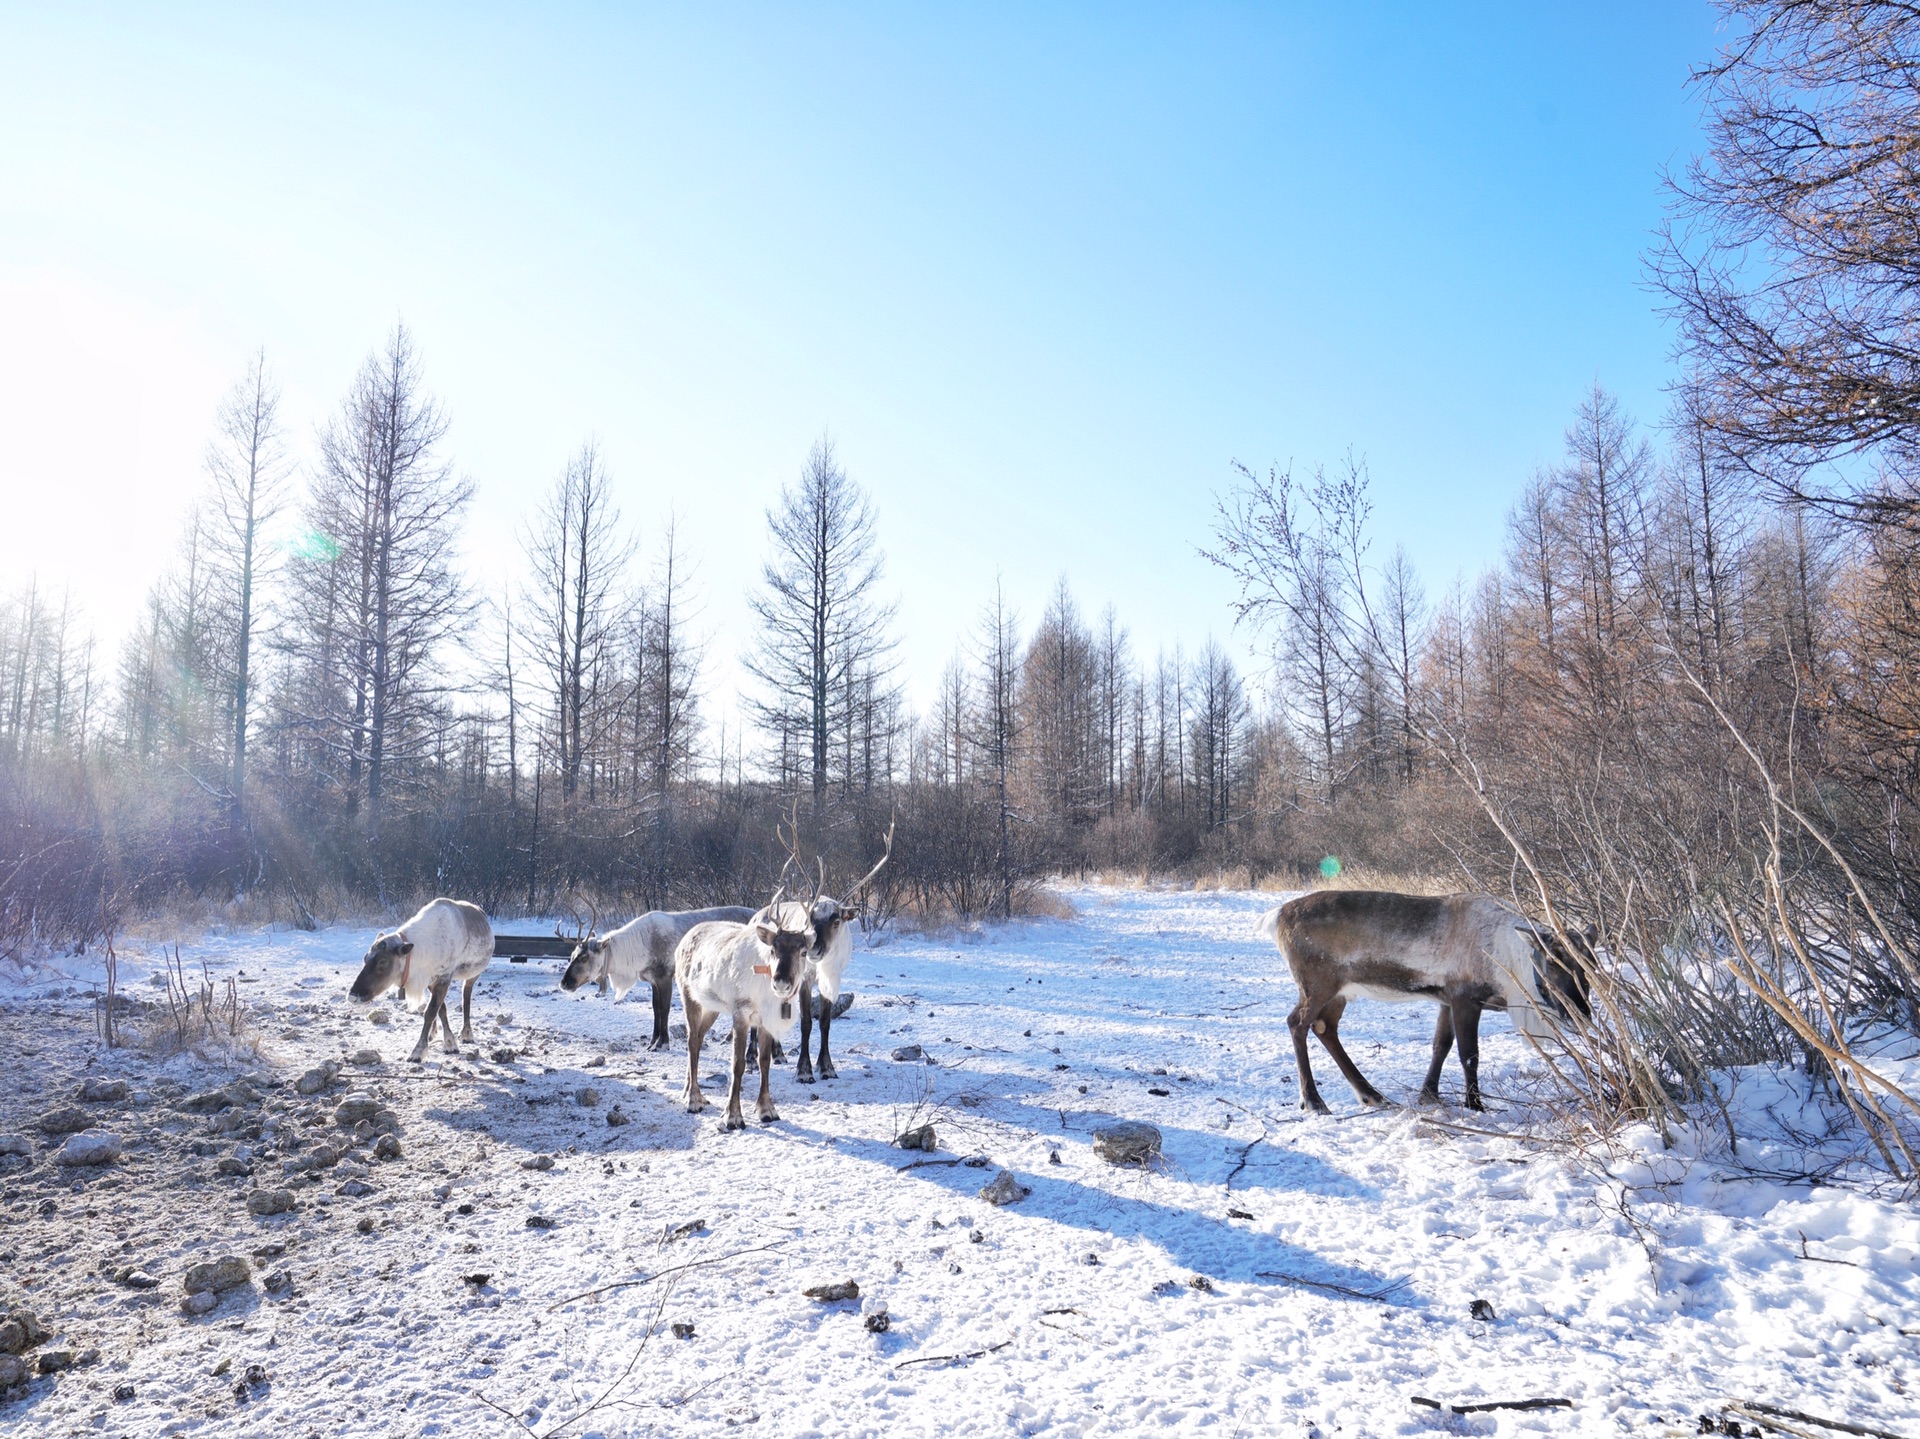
[978,1171,1031,1206]
[803,1280,860,1303]
[54,1131,122,1167]
[355,1217,376,1234]
[890,1045,925,1063]
[112,1383,135,1403]
[1048,1150,1062,1165]
[1151,1279,1184,1297]
[1146,1086,1170,1096]
[969,1229,984,1244]
[671,1321,696,1339]
[525,1215,556,1230]
[863,1310,890,1333]
[489,1047,518,1063]
[1083,1253,1100,1266]
[1468,1298,1497,1321]
[1091,1121,1161,1167]
[1227,1207,1254,1220]
[463,1273,492,1288]
[895,1124,936,1152]
[521,1155,555,1171]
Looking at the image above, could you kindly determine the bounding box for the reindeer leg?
[796,980,816,1084]
[1287,998,1332,1115]
[1452,998,1486,1111]
[650,976,672,1051]
[409,980,449,1064]
[757,1026,780,1123]
[459,977,477,1045]
[437,979,459,1052]
[682,999,709,1113]
[724,1021,749,1131]
[817,998,837,1081]
[1418,1004,1454,1105]
[597,974,611,997]
[1313,999,1393,1108]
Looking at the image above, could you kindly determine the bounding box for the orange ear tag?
[752,965,772,976]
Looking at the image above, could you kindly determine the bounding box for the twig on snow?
[546,1242,785,1311]
[481,1272,678,1439]
[894,1338,1013,1370]
[1796,1232,1860,1267]
[1257,1271,1409,1303]
[1728,1400,1911,1439]
[1411,1395,1572,1414]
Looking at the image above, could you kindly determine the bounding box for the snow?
[1,885,1917,1437]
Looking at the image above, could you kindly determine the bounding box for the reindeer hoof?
[759,1110,780,1125]
[648,1036,669,1053]
[819,1061,837,1081]
[722,1113,746,1132]
[1465,1095,1486,1113]
[1415,1089,1443,1107]
[796,1068,814,1085]
[1301,1098,1330,1115]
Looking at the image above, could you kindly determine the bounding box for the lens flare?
[1319,855,1342,879]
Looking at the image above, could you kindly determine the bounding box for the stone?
[670,1321,695,1339]
[350,1049,381,1066]
[863,1311,890,1333]
[54,1131,122,1167]
[336,1179,375,1198]
[0,1135,29,1157]
[175,1088,236,1115]
[521,1155,554,1171]
[978,1171,1032,1207]
[216,1158,252,1177]
[0,1320,27,1355]
[37,1106,91,1135]
[369,1010,392,1026]
[373,1134,402,1161]
[525,1215,556,1230]
[36,1348,74,1375]
[668,1023,687,1041]
[355,1218,375,1235]
[895,1125,936,1152]
[1091,1121,1162,1167]
[180,1290,219,1316]
[890,1045,925,1063]
[605,1106,630,1127]
[488,1046,517,1063]
[183,1255,251,1294]
[574,1087,600,1108]
[293,1066,336,1096]
[333,1093,381,1126]
[78,1077,128,1103]
[0,1355,24,1387]
[113,1382,135,1402]
[802,1280,859,1302]
[306,1145,341,1170]
[118,1270,159,1290]
[246,1189,295,1217]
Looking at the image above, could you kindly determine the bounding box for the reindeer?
[559,905,756,1049]
[775,814,894,1084]
[348,898,494,1064]
[1257,889,1594,1113]
[673,896,817,1130]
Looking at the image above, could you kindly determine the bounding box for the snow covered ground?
[1,885,1917,1438]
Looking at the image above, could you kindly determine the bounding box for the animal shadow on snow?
[421,1065,697,1156]
[812,1129,1406,1304]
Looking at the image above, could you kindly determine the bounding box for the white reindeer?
[673,901,816,1130]
[559,906,756,1049]
[1257,889,1594,1112]
[349,898,495,1064]
[779,820,893,1084]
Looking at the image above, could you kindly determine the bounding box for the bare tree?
[203,350,290,817]
[746,436,897,802]
[972,578,1022,918]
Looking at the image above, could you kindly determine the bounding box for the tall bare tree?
[203,350,290,816]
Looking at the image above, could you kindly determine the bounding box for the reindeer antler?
[845,819,896,903]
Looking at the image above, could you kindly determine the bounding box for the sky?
[0,3,1720,729]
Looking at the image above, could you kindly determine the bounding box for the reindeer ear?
[1583,923,1599,945]
[399,940,414,955]
[753,922,778,947]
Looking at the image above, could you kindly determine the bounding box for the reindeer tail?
[1253,905,1285,948]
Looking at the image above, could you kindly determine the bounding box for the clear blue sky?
[0,4,1718,720]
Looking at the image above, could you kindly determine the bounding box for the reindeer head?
[777,808,895,959]
[752,898,815,1001]
[349,931,412,1001]
[557,898,603,993]
[1518,921,1597,1024]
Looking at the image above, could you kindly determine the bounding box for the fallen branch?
[895,1157,968,1171]
[546,1242,785,1311]
[1412,1396,1573,1414]
[1797,1232,1860,1268]
[1257,1271,1409,1303]
[1728,1400,1911,1439]
[894,1339,1012,1370]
